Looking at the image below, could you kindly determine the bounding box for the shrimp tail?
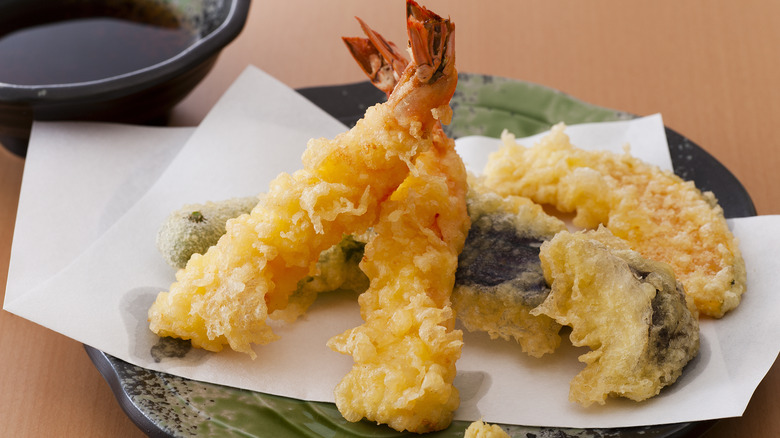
[342,16,408,96]
[342,35,403,96]
[345,0,456,130]
[406,0,455,83]
[388,1,457,129]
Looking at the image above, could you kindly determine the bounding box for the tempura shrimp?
[148,0,459,357]
[328,5,469,432]
[328,131,469,433]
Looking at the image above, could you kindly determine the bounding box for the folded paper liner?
[5,66,779,429]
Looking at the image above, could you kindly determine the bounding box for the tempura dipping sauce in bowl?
[0,0,251,155]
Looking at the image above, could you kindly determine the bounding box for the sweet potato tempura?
[148,0,459,358]
[482,125,745,318]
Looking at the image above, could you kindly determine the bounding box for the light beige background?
[1,1,778,436]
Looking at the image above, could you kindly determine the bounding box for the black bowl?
[0,0,251,156]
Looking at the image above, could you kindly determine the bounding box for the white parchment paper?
[5,66,779,429]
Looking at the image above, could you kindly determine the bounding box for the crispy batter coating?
[324,3,465,432]
[533,227,700,406]
[148,70,456,357]
[464,420,511,438]
[482,125,745,318]
[328,129,469,433]
[453,189,565,357]
[270,235,370,323]
[327,129,469,432]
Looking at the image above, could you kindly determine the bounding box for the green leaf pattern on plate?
[447,73,631,139]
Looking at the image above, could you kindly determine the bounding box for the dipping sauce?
[0,12,198,85]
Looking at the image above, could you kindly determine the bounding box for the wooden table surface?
[1,1,778,436]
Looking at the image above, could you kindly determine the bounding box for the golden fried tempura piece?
[269,235,370,323]
[533,227,699,406]
[328,4,467,432]
[453,189,565,357]
[482,125,745,318]
[147,0,459,357]
[328,128,469,433]
[464,420,511,438]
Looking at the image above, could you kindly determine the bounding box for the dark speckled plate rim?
[86,72,755,437]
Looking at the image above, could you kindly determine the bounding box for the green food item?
[188,211,205,223]
[271,235,370,322]
[156,196,259,269]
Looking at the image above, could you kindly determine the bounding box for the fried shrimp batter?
[147,0,459,357]
[453,189,565,357]
[269,235,370,323]
[482,125,745,318]
[327,5,467,432]
[328,132,469,432]
[533,227,699,406]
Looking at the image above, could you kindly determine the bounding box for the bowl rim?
[0,0,251,104]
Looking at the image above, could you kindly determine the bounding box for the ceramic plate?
[86,73,756,438]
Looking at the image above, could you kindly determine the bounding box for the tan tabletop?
[1,1,778,436]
